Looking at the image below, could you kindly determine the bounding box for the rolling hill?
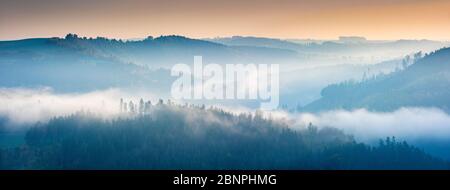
[0,34,300,92]
[303,47,450,112]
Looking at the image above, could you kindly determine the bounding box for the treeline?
[0,104,448,169]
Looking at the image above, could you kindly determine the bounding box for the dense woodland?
[0,102,448,169]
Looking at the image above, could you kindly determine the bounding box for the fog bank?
[2,88,450,144]
[294,108,450,141]
[0,87,156,126]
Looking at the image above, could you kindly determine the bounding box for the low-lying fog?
[2,88,450,145]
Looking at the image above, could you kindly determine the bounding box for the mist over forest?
[1,34,450,169]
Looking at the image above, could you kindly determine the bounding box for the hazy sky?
[1,0,450,40]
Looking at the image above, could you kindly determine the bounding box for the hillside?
[303,47,450,112]
[0,34,301,92]
[0,34,300,67]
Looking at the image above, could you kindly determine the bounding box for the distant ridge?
[208,36,449,57]
[0,34,300,92]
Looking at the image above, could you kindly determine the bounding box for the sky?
[1,0,450,40]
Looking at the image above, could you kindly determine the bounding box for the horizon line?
[1,34,449,42]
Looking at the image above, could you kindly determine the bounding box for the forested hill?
[1,103,447,169]
[0,34,299,92]
[0,34,300,68]
[303,47,450,112]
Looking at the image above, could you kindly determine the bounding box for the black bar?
[0,170,449,188]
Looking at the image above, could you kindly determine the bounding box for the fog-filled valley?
[1,34,450,169]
